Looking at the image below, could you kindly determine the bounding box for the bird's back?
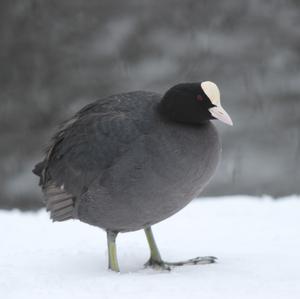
[33,91,160,221]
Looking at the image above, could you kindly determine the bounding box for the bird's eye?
[196,94,203,102]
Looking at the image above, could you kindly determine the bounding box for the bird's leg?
[144,226,217,271]
[107,230,120,272]
[144,226,170,270]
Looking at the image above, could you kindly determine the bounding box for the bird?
[33,81,232,272]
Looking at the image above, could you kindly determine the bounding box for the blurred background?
[1,0,299,210]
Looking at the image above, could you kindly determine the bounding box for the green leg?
[144,226,170,270]
[107,230,120,272]
[144,226,217,271]
[144,227,163,262]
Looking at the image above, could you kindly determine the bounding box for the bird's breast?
[78,121,220,232]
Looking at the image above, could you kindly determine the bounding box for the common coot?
[33,81,233,272]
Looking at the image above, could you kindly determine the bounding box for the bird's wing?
[34,108,148,222]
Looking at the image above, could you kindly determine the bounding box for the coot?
[33,81,232,272]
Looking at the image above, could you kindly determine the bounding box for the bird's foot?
[144,256,217,271]
[164,256,217,266]
[144,258,171,271]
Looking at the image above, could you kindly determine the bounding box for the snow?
[1,196,300,299]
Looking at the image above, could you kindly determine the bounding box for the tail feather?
[33,161,47,186]
[32,161,46,177]
[44,183,75,222]
[47,198,73,211]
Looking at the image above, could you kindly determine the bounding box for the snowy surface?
[1,196,300,299]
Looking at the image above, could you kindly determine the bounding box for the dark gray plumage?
[33,82,232,271]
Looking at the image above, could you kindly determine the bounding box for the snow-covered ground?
[1,196,300,299]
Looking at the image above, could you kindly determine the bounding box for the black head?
[159,81,233,126]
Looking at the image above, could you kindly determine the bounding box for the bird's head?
[160,81,233,126]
